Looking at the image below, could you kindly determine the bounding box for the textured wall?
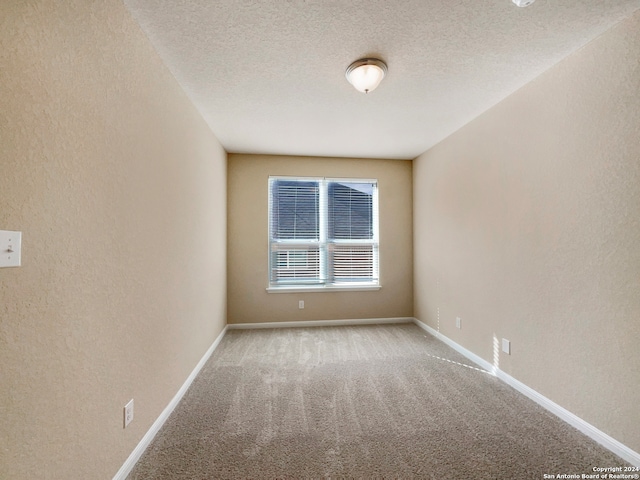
[227,154,413,324]
[414,11,640,454]
[0,1,227,478]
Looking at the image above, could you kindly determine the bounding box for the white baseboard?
[112,325,229,480]
[227,317,414,330]
[412,317,640,467]
[413,318,496,374]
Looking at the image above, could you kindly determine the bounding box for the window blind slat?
[270,180,319,240]
[270,245,321,283]
[328,244,377,283]
[328,182,374,240]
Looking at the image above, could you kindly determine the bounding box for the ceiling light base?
[345,58,388,94]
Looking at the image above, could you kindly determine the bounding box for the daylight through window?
[268,177,379,289]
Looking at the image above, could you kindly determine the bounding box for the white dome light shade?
[345,58,388,94]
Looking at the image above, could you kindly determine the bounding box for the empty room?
[1,0,639,479]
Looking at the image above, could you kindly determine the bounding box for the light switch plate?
[502,338,511,355]
[0,230,22,268]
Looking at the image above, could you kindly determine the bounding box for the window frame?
[267,176,381,293]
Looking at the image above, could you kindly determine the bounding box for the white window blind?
[268,177,379,288]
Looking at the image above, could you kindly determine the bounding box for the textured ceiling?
[123,0,640,159]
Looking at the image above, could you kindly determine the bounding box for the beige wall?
[0,1,227,478]
[414,11,640,454]
[228,154,413,324]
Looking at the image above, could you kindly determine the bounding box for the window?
[268,177,379,290]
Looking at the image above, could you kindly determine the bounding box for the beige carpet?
[127,323,627,479]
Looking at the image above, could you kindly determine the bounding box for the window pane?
[271,180,319,240]
[328,244,376,283]
[270,245,321,283]
[328,181,373,240]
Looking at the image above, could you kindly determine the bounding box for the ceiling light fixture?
[345,58,387,94]
[512,0,535,6]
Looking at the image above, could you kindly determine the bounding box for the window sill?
[266,285,381,294]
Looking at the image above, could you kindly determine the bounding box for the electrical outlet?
[298,300,304,309]
[124,399,134,428]
[456,317,461,329]
[502,339,511,355]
